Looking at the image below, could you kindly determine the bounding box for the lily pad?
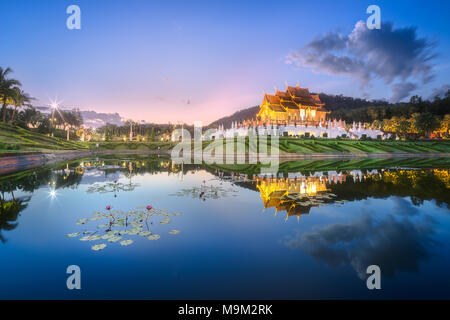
[80,234,101,241]
[168,230,181,235]
[66,232,81,238]
[91,243,107,251]
[147,234,160,240]
[120,239,134,246]
[108,236,123,243]
[76,218,89,225]
[160,218,171,224]
[101,233,115,240]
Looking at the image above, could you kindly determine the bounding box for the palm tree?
[0,67,22,123]
[11,87,34,123]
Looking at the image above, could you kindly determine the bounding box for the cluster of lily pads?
[169,184,238,200]
[66,205,181,251]
[86,180,139,194]
[277,191,346,207]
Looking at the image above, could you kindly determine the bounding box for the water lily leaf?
[147,234,160,240]
[168,230,180,235]
[127,229,140,235]
[91,243,107,251]
[76,218,89,225]
[66,232,81,238]
[139,231,152,237]
[80,234,101,241]
[120,239,134,246]
[101,233,115,240]
[160,218,171,224]
[108,236,122,243]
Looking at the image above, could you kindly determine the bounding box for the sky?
[1,0,450,124]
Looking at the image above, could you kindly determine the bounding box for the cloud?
[286,21,437,102]
[429,84,450,100]
[390,82,418,103]
[284,212,436,279]
[392,197,420,216]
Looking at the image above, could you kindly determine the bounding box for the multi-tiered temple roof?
[257,83,329,124]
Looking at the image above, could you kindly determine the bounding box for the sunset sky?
[2,0,450,124]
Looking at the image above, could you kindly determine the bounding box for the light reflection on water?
[0,156,449,299]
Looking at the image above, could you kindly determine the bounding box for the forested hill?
[208,91,450,127]
[320,92,449,123]
[207,106,259,128]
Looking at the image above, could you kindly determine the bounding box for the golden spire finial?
[274,86,277,93]
[296,81,300,88]
[285,81,289,89]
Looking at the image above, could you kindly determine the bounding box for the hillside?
[0,123,88,153]
[208,106,259,128]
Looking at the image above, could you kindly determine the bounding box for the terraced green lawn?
[0,123,88,153]
[1,124,450,155]
[202,137,450,154]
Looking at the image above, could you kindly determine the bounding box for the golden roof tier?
[257,83,329,125]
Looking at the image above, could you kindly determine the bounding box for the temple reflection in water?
[256,176,332,220]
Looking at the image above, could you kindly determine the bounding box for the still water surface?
[0,155,449,299]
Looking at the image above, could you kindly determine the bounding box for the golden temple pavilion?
[257,83,329,125]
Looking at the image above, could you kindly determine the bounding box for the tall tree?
[11,88,33,123]
[414,112,440,138]
[150,127,155,141]
[0,67,22,123]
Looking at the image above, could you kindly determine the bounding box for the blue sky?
[1,0,449,123]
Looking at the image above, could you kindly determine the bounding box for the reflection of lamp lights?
[48,189,58,199]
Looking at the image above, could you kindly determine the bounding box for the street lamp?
[49,98,61,137]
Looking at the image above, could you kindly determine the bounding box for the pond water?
[0,155,449,299]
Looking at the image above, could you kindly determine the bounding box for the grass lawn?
[1,124,449,155]
[200,137,450,154]
[0,123,88,154]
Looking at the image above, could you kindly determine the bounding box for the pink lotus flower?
[146,205,152,211]
[106,205,111,210]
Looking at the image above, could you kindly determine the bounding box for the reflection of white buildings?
[210,120,388,140]
[251,169,379,184]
